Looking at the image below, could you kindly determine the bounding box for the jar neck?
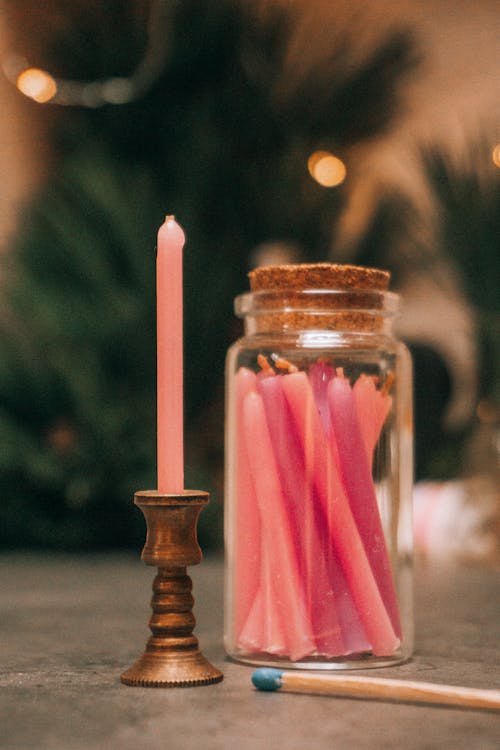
[235,289,399,336]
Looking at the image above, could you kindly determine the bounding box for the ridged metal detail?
[121,674,223,688]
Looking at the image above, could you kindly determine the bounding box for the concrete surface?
[0,554,498,750]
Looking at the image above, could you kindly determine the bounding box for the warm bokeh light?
[476,399,498,424]
[308,150,347,187]
[492,144,500,168]
[16,68,57,103]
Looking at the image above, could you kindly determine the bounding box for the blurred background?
[0,0,498,560]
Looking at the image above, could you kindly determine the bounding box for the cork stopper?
[241,263,394,333]
[248,263,390,293]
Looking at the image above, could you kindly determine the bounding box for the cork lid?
[248,263,390,293]
[241,263,394,333]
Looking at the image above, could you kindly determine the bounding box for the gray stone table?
[0,553,498,750]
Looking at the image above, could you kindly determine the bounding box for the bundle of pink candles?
[233,358,401,661]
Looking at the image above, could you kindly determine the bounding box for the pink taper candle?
[156,216,185,493]
[242,391,316,661]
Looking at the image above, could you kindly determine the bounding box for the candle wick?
[257,353,273,372]
[381,371,395,395]
[271,353,298,373]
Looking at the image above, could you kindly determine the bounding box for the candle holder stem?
[121,490,223,687]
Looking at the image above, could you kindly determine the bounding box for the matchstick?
[251,669,500,711]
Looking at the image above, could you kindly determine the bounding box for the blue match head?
[251,668,283,692]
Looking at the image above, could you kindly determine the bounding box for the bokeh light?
[16,68,57,103]
[308,150,347,187]
[492,144,500,169]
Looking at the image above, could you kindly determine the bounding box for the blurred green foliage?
[3,1,496,550]
[427,149,500,406]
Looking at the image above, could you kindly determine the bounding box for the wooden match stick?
[251,669,500,711]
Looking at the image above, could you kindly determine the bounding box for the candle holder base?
[121,646,223,688]
[120,490,223,688]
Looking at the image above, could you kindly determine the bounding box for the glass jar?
[224,263,413,669]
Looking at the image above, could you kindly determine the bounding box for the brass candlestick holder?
[120,490,223,687]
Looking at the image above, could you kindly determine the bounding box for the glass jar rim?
[235,288,400,319]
